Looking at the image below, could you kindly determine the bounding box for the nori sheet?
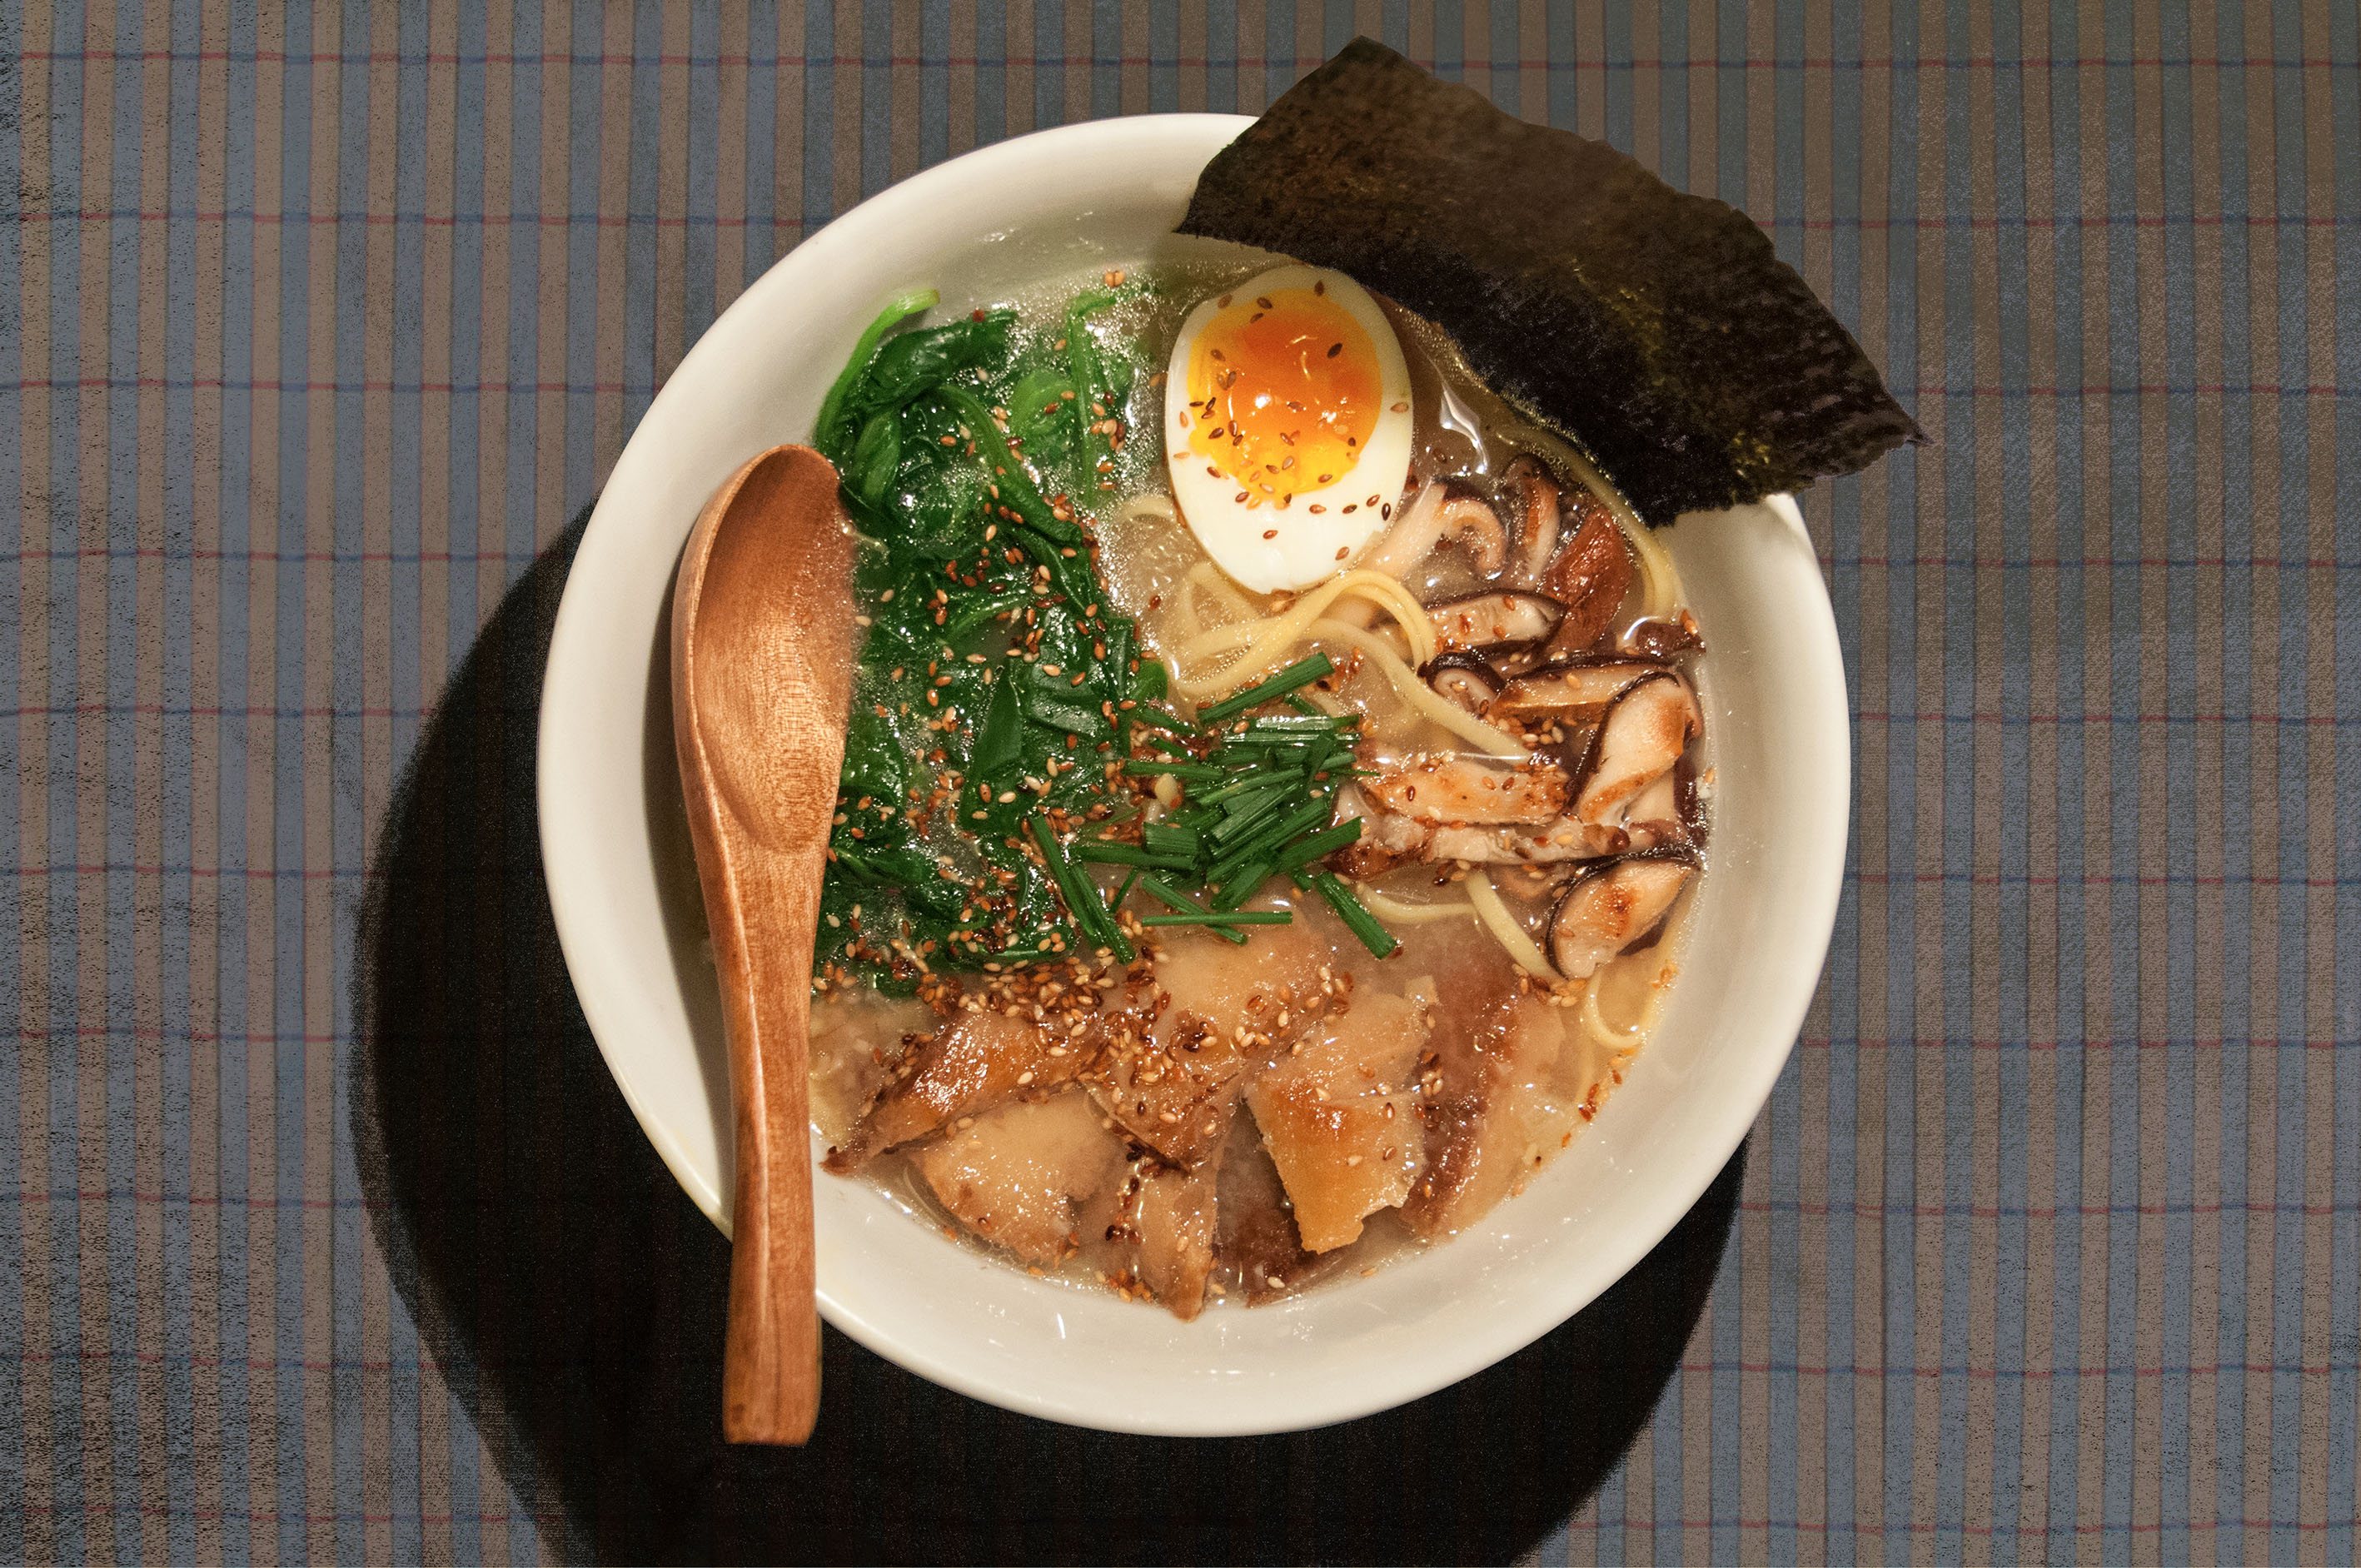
[1177,37,1924,526]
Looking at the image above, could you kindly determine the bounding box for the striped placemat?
[4,2,2355,1561]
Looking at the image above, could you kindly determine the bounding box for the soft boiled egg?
[1164,264,1415,593]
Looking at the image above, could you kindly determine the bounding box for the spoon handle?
[711,851,824,1444]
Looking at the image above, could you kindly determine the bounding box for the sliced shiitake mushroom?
[1547,848,1700,980]
[1538,485,1633,657]
[1424,651,1504,715]
[1501,455,1562,588]
[1426,591,1566,658]
[1572,670,1702,825]
[1488,657,1666,723]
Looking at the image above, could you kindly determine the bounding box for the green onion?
[1140,911,1295,928]
[1029,817,1133,962]
[1132,874,1247,943]
[1309,872,1397,958]
[1142,822,1201,858]
[1072,842,1191,869]
[1211,857,1274,911]
[1273,816,1363,871]
[1197,654,1336,724]
[1123,759,1226,782]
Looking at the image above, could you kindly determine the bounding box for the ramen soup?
[800,262,1708,1319]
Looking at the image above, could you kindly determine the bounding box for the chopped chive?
[1211,857,1274,911]
[1273,816,1364,871]
[1030,818,1134,962]
[1193,771,1299,809]
[1139,911,1296,927]
[1072,842,1193,869]
[1197,653,1337,724]
[1213,789,1293,844]
[1208,799,1332,884]
[1285,694,1326,718]
[1123,759,1226,781]
[1142,823,1201,857]
[1133,874,1248,943]
[1310,872,1397,958]
[1111,869,1140,911]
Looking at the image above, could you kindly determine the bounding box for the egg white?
[1163,264,1415,594]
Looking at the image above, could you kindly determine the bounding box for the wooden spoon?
[670,444,857,1445]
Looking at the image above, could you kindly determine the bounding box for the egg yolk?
[1183,284,1382,508]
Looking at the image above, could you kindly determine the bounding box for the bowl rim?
[538,112,1851,1434]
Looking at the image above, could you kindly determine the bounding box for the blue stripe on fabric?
[42,0,92,1555]
[1766,6,1806,1561]
[2098,3,2145,1551]
[381,10,429,1556]
[270,3,314,1558]
[685,1,720,338]
[621,0,660,444]
[2327,3,2361,1556]
[1985,4,2035,1558]
[102,3,150,1551]
[1824,2,1865,1555]
[973,0,1006,142]
[1543,1,1574,132]
[2155,4,2199,1552]
[327,2,372,1556]
[1708,10,1752,1562]
[1933,0,1981,1555]
[1268,0,1299,104]
[1090,0,1120,119]
[919,0,949,163]
[154,0,199,1554]
[1601,0,1631,156]
[1202,0,1234,117]
[2209,11,2256,1557]
[860,0,891,193]
[438,1,488,1553]
[1033,0,1060,128]
[0,0,27,1549]
[1487,0,1516,112]
[2042,0,2091,1551]
[215,0,259,1555]
[1880,0,1924,1545]
[2266,3,2312,1561]
[742,0,780,279]
[563,0,601,540]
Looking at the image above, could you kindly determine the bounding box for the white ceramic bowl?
[537,114,1850,1436]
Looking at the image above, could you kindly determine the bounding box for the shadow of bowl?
[352,519,1746,1565]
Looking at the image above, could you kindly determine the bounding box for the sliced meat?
[1091,923,1331,1168]
[1539,487,1632,655]
[1329,784,1606,875]
[1215,1134,1349,1304]
[915,1090,1128,1264]
[1574,672,1702,826]
[1245,992,1428,1252]
[1489,659,1664,724]
[1402,993,1583,1239]
[1547,851,1697,981]
[827,1010,1088,1172]
[1425,592,1564,657]
[1362,754,1571,827]
[1098,1154,1223,1321]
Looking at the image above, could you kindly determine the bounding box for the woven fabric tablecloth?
[5,2,2358,1562]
